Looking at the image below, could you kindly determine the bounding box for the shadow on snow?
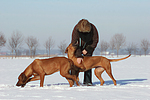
[28,78,147,87]
[93,78,147,86]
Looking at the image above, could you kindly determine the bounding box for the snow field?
[0,56,149,100]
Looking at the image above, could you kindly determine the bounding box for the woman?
[71,19,99,86]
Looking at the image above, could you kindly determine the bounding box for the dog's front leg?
[29,75,40,82]
[40,74,45,87]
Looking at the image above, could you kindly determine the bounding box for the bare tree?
[7,31,24,58]
[132,43,138,56]
[58,40,67,55]
[33,44,38,57]
[7,39,15,58]
[112,33,126,57]
[26,36,39,58]
[0,32,6,49]
[44,36,55,57]
[109,38,115,57]
[126,42,138,56]
[141,39,150,56]
[100,40,109,56]
[126,42,134,54]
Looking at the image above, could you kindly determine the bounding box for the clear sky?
[0,0,150,50]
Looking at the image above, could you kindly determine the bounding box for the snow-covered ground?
[0,56,149,100]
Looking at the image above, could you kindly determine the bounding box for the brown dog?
[65,44,131,86]
[16,57,80,87]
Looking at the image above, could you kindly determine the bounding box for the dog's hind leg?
[60,70,79,87]
[60,63,80,87]
[74,76,80,86]
[76,72,79,82]
[63,73,80,87]
[94,67,105,85]
[66,76,79,87]
[105,65,116,85]
[66,79,74,87]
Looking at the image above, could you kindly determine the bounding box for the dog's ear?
[21,73,27,83]
[65,46,68,53]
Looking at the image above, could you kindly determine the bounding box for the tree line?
[99,33,150,57]
[0,31,67,58]
[0,31,150,58]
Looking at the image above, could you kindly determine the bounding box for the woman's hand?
[82,49,87,55]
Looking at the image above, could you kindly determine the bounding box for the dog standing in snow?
[16,57,80,87]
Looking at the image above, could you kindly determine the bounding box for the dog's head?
[16,73,28,87]
[65,43,76,59]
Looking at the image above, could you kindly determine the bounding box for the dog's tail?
[109,54,131,62]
